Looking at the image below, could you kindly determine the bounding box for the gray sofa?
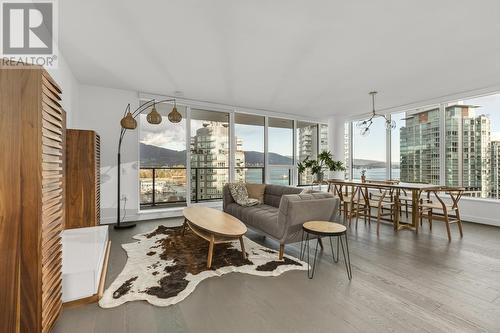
[223,184,340,259]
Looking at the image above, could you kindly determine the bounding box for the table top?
[327,179,441,191]
[303,221,347,235]
[183,206,247,237]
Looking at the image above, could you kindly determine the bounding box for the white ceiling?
[60,0,500,119]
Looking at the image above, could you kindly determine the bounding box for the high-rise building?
[400,104,492,198]
[234,137,246,182]
[444,105,490,197]
[297,124,318,184]
[491,141,500,199]
[400,107,441,185]
[190,122,242,200]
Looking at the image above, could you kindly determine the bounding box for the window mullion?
[439,103,446,186]
[186,106,192,205]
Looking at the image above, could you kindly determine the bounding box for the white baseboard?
[100,201,223,225]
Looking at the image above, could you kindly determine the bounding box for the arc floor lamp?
[115,98,182,229]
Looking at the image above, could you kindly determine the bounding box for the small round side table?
[300,221,352,280]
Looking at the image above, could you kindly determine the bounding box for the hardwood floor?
[54,217,500,333]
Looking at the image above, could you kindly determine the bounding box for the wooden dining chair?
[361,186,397,234]
[328,182,352,217]
[418,187,464,241]
[342,185,365,226]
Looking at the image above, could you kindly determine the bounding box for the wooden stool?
[300,221,352,280]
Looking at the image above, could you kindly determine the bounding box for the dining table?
[326,179,442,232]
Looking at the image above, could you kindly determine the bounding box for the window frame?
[346,93,500,201]
[138,96,328,211]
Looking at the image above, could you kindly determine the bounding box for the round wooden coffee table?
[300,221,352,280]
[182,206,248,269]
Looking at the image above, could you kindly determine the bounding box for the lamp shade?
[146,106,162,125]
[120,111,137,129]
[168,105,182,123]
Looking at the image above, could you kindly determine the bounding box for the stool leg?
[339,234,352,280]
[307,237,320,279]
[318,237,324,251]
[299,230,305,260]
[329,236,338,263]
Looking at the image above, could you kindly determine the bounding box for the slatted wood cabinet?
[65,129,101,228]
[0,64,65,333]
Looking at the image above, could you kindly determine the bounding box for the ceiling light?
[357,91,396,136]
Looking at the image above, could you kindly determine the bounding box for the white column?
[328,116,348,179]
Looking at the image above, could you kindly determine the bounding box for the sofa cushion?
[225,203,281,238]
[264,184,303,208]
[228,183,259,207]
[246,183,266,203]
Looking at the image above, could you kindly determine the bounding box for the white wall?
[75,85,141,224]
[46,53,79,127]
[459,198,500,227]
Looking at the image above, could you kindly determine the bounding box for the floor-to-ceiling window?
[190,109,230,202]
[268,117,294,185]
[139,102,187,208]
[352,117,387,180]
[346,92,500,202]
[235,113,265,183]
[138,99,328,208]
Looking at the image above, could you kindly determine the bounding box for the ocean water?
[352,167,400,181]
[242,168,290,185]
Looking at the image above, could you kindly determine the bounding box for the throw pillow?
[246,184,266,203]
[229,183,259,207]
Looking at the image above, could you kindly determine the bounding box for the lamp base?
[114,223,136,230]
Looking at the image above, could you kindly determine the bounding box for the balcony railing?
[140,167,266,208]
[139,167,187,208]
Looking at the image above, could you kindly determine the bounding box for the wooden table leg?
[239,236,246,259]
[394,189,400,230]
[207,235,215,269]
[182,218,188,236]
[411,189,418,233]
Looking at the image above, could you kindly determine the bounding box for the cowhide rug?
[99,225,307,308]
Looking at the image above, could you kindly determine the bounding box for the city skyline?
[354,94,500,163]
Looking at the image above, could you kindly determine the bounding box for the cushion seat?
[225,203,281,238]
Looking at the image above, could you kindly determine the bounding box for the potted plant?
[297,151,346,183]
[361,169,367,183]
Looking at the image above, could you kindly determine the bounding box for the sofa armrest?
[277,193,340,243]
[222,184,235,211]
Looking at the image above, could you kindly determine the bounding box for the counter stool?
[300,221,352,280]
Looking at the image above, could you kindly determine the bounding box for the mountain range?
[140,143,392,168]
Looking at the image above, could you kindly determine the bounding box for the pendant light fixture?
[120,111,137,129]
[356,91,396,136]
[167,100,182,123]
[146,102,162,125]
